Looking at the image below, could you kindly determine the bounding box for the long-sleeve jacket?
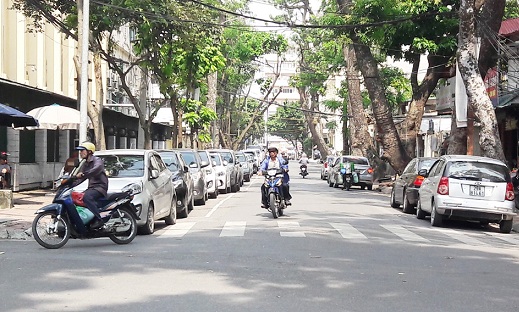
[74,155,108,196]
[260,156,289,183]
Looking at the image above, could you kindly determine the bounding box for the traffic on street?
[2,160,519,312]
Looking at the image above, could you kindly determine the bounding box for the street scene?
[2,162,519,311]
[2,0,519,311]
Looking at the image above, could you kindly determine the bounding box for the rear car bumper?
[436,198,516,221]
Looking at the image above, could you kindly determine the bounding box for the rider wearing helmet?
[258,146,292,208]
[73,142,108,229]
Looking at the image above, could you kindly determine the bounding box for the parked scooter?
[299,164,308,178]
[32,175,140,249]
[263,168,287,218]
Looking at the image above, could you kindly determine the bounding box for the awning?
[495,91,519,108]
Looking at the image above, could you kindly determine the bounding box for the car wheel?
[499,220,513,233]
[416,198,426,220]
[390,188,399,208]
[178,196,189,218]
[187,195,194,211]
[139,203,155,235]
[402,192,414,214]
[195,193,206,206]
[164,198,177,225]
[361,184,366,190]
[367,184,373,191]
[320,172,324,180]
[328,177,333,187]
[430,201,443,227]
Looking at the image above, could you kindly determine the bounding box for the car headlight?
[122,182,142,195]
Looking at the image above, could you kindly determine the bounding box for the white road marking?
[205,194,236,218]
[381,225,430,242]
[158,222,196,238]
[220,221,246,237]
[436,228,488,246]
[484,232,519,245]
[278,221,306,237]
[330,223,368,239]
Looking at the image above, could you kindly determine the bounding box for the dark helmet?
[267,147,278,153]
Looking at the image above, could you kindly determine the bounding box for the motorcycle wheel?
[32,211,70,249]
[270,193,279,219]
[109,207,138,245]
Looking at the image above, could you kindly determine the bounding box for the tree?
[457,0,505,161]
[266,102,307,148]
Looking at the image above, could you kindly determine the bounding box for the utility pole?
[78,0,90,143]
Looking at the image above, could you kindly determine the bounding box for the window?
[19,130,35,163]
[100,154,144,178]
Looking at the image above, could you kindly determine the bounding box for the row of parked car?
[74,148,257,235]
[390,155,518,233]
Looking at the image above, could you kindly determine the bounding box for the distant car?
[390,157,437,214]
[208,149,241,192]
[236,151,252,182]
[320,156,337,180]
[155,149,194,218]
[198,150,218,199]
[73,149,176,235]
[209,151,230,193]
[241,149,259,174]
[328,156,374,190]
[175,149,209,205]
[417,155,517,233]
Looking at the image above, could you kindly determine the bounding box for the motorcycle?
[340,168,358,191]
[299,165,308,178]
[263,168,287,219]
[32,176,140,249]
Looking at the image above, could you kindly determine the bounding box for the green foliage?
[266,102,307,144]
[380,67,412,111]
[505,0,519,18]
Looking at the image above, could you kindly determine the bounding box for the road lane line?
[205,193,236,218]
[158,222,196,238]
[330,223,367,239]
[278,221,306,237]
[220,221,246,237]
[485,232,519,245]
[381,225,430,242]
[435,228,488,246]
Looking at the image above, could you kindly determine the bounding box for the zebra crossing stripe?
[330,223,368,239]
[278,221,306,237]
[436,228,488,246]
[485,232,519,245]
[158,222,196,238]
[220,221,246,237]
[381,225,430,242]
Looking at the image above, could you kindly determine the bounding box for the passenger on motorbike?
[299,153,309,169]
[259,147,292,208]
[0,152,11,189]
[72,142,108,229]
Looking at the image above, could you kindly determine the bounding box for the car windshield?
[343,157,368,165]
[99,154,144,178]
[221,152,233,163]
[158,152,180,172]
[180,152,198,167]
[236,154,247,162]
[243,151,255,158]
[210,154,222,166]
[445,161,510,182]
[419,159,436,171]
[198,152,209,163]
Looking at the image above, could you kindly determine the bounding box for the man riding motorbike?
[299,153,309,173]
[72,142,108,229]
[259,147,292,208]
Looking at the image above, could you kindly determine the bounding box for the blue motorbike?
[32,176,140,249]
[263,168,286,218]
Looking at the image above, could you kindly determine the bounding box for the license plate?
[469,185,485,197]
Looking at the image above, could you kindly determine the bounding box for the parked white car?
[417,155,516,233]
[209,152,230,194]
[73,149,176,235]
[198,150,218,198]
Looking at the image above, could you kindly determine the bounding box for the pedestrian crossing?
[154,220,519,247]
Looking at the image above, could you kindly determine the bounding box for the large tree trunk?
[91,53,105,150]
[351,35,411,173]
[207,71,219,148]
[457,0,505,161]
[477,0,505,77]
[447,108,468,155]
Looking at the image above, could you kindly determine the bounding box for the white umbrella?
[27,103,92,130]
[27,104,92,188]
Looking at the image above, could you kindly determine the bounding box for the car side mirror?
[150,169,159,179]
[183,165,189,173]
[189,162,198,169]
[200,160,209,168]
[417,169,428,177]
[223,160,229,166]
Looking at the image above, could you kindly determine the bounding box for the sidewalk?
[0,189,54,239]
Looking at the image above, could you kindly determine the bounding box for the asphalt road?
[1,162,519,312]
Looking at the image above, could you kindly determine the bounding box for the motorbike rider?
[0,152,11,189]
[299,153,309,169]
[259,147,292,208]
[72,142,108,229]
